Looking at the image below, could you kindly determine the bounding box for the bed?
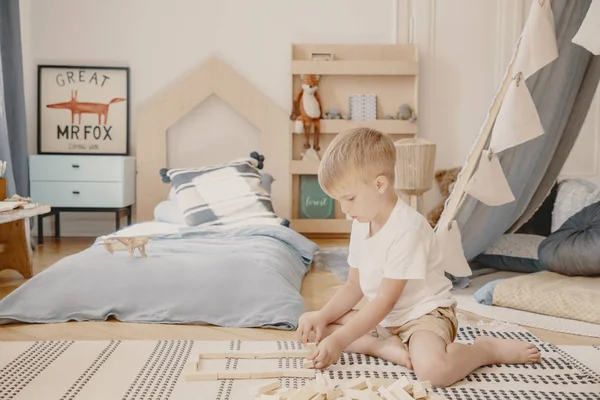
[0,56,315,330]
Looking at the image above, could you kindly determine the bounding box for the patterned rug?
[1,323,599,399]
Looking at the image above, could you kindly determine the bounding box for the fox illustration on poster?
[37,65,129,155]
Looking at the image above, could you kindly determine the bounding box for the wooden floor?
[0,237,598,346]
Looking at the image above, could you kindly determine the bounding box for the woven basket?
[394,138,436,195]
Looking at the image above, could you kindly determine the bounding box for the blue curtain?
[0,0,29,198]
[450,0,600,262]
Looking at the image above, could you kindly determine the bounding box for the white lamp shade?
[394,138,436,195]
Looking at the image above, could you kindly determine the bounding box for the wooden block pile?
[250,375,441,399]
[184,343,445,400]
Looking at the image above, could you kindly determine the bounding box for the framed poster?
[37,65,130,155]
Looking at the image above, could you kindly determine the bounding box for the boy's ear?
[375,175,388,193]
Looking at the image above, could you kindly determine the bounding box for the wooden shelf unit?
[291,60,418,75]
[289,44,419,236]
[290,219,353,234]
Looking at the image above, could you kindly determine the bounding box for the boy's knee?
[413,359,453,388]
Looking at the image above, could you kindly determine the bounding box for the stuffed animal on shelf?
[427,167,461,228]
[397,103,417,123]
[290,74,323,151]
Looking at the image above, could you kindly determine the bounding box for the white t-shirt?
[347,198,455,327]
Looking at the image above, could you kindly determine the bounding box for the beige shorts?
[370,306,458,346]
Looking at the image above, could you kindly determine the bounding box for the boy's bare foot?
[374,335,413,370]
[475,336,542,365]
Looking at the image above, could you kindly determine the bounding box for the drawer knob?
[72,191,80,195]
[72,164,80,168]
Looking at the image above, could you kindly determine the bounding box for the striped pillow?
[166,157,285,228]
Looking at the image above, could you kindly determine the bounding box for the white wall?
[20,0,534,237]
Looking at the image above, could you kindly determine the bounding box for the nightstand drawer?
[29,155,134,182]
[30,181,133,208]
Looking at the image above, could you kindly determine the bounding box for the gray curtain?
[452,0,600,261]
[0,0,29,198]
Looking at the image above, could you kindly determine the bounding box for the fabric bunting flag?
[488,73,545,153]
[435,220,472,277]
[513,0,558,79]
[572,0,600,55]
[465,150,515,206]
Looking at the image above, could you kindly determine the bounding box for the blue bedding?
[0,223,318,330]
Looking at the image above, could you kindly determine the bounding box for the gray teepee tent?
[436,0,600,272]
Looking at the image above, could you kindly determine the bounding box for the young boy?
[297,128,541,388]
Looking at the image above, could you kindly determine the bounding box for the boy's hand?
[307,336,344,370]
[297,311,327,344]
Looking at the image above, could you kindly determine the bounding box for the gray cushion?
[473,233,546,273]
[0,224,318,330]
[552,179,600,232]
[539,201,600,276]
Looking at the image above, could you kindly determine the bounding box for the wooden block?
[413,388,428,399]
[389,376,412,391]
[282,368,316,378]
[198,352,230,359]
[389,377,413,397]
[311,395,326,400]
[339,379,368,390]
[389,387,414,400]
[229,351,257,359]
[305,342,317,351]
[417,380,431,389]
[285,349,311,357]
[315,373,329,394]
[256,352,288,359]
[344,390,383,400]
[327,387,343,400]
[289,384,318,400]
[302,358,315,369]
[366,378,396,390]
[251,370,283,379]
[217,370,251,379]
[251,379,282,396]
[378,386,399,400]
[342,389,375,400]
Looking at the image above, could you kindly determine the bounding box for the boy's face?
[328,175,388,223]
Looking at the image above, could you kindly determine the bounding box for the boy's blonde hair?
[318,127,397,194]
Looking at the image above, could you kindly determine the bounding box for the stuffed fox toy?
[290,74,323,151]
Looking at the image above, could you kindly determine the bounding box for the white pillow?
[154,200,186,225]
[552,179,600,232]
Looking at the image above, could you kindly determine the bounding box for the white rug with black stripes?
[1,323,599,400]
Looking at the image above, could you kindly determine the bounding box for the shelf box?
[290,219,352,234]
[292,60,418,76]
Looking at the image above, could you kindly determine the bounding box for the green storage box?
[299,175,334,219]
